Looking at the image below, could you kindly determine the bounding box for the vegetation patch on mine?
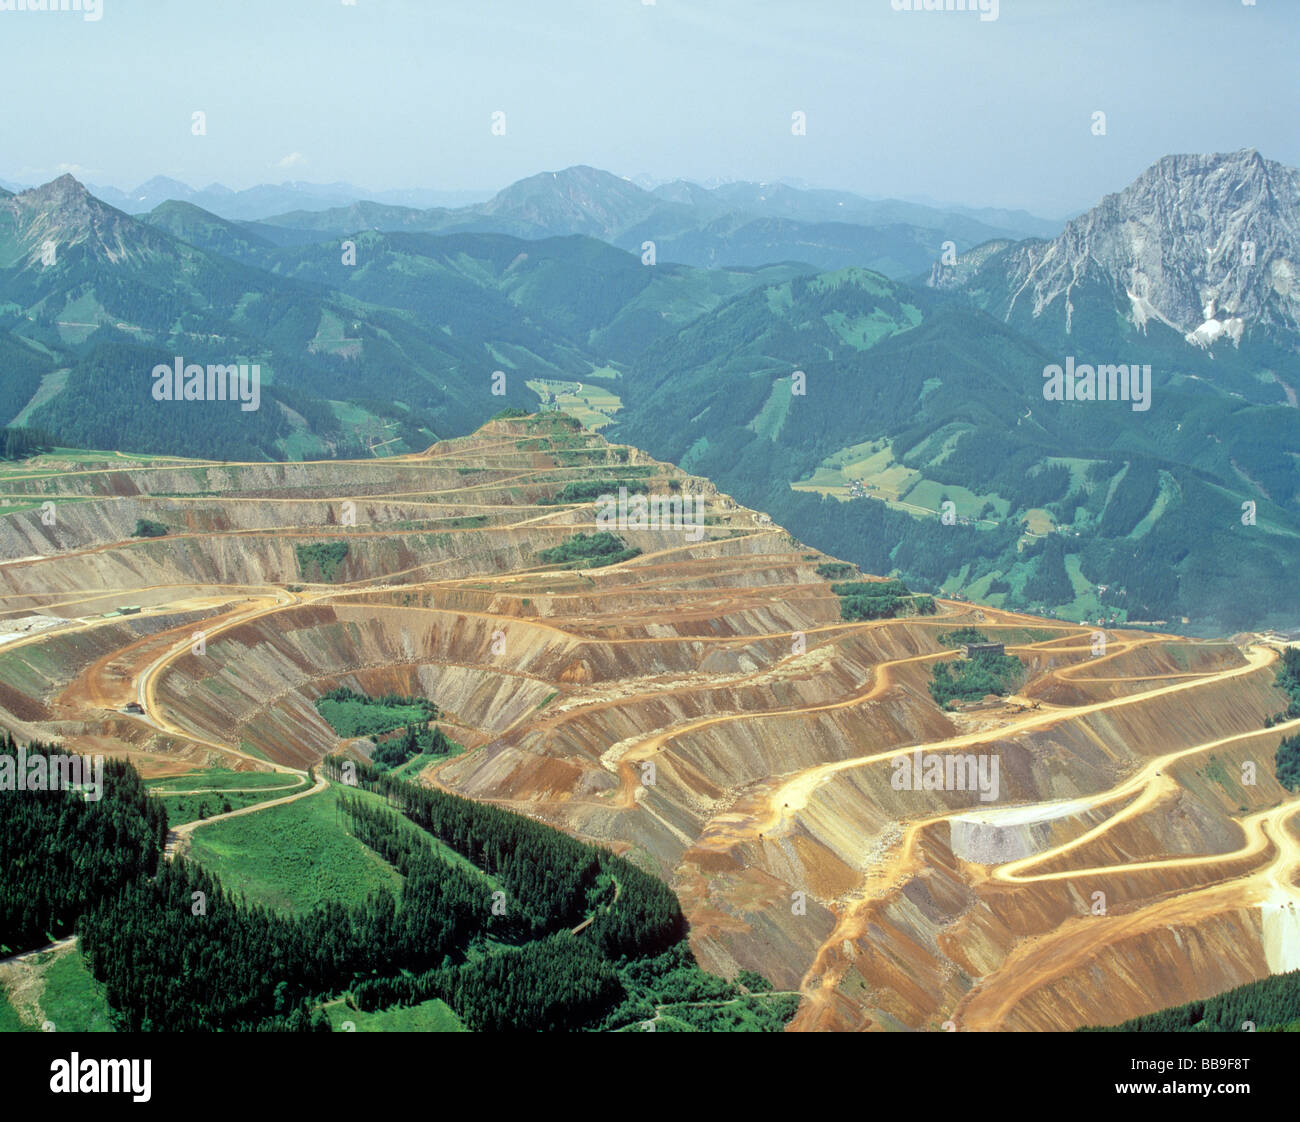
[295,541,350,582]
[829,578,936,621]
[537,531,641,569]
[929,649,1025,707]
[315,686,438,739]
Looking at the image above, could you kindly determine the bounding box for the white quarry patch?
[861,821,903,869]
[1185,316,1245,349]
[600,731,650,772]
[1269,257,1295,298]
[0,614,67,646]
[1260,888,1300,974]
[955,798,1095,828]
[398,628,417,661]
[949,796,1094,864]
[1126,287,1161,331]
[1125,280,1181,336]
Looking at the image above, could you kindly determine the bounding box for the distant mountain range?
[3,166,1062,276]
[243,165,1058,276]
[0,150,1294,631]
[38,177,493,220]
[0,173,808,461]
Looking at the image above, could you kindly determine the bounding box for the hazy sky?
[5,0,1296,217]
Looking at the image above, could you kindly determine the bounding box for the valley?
[3,150,1297,634]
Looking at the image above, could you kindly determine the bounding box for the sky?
[4,0,1297,218]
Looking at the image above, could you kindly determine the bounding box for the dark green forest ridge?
[0,739,795,1032]
[609,265,1299,635]
[0,176,808,460]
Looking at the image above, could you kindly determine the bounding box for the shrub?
[131,518,169,538]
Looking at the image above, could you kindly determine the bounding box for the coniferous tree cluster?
[929,651,1025,707]
[131,518,169,538]
[1265,647,1300,727]
[542,477,650,505]
[371,722,455,768]
[294,541,350,581]
[79,860,385,1031]
[0,425,56,461]
[352,934,621,1031]
[1,732,778,1032]
[318,686,438,717]
[74,789,656,1031]
[315,687,440,741]
[1082,967,1300,1032]
[923,430,1073,513]
[937,627,989,647]
[74,772,669,1031]
[323,755,686,956]
[0,736,167,954]
[536,532,641,568]
[1021,534,1074,606]
[829,578,935,621]
[1275,733,1300,792]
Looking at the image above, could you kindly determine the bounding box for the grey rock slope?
[936,149,1300,348]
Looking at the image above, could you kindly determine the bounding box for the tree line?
[0,737,166,955]
[1083,968,1300,1032]
[2,734,792,1032]
[323,755,686,956]
[0,425,56,461]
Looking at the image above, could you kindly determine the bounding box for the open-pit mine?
[1,412,1296,1031]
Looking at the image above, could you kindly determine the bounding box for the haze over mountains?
[1,177,494,220]
[244,165,1059,276]
[6,165,1061,276]
[0,149,1295,633]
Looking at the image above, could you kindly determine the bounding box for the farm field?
[526,379,622,430]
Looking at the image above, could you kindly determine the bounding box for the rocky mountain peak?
[947,150,1300,346]
[1,175,167,270]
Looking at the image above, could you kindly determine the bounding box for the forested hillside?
[610,266,1300,633]
[1085,969,1300,1032]
[0,740,793,1032]
[2,170,1296,631]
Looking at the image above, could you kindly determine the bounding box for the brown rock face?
[1,414,1296,1031]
